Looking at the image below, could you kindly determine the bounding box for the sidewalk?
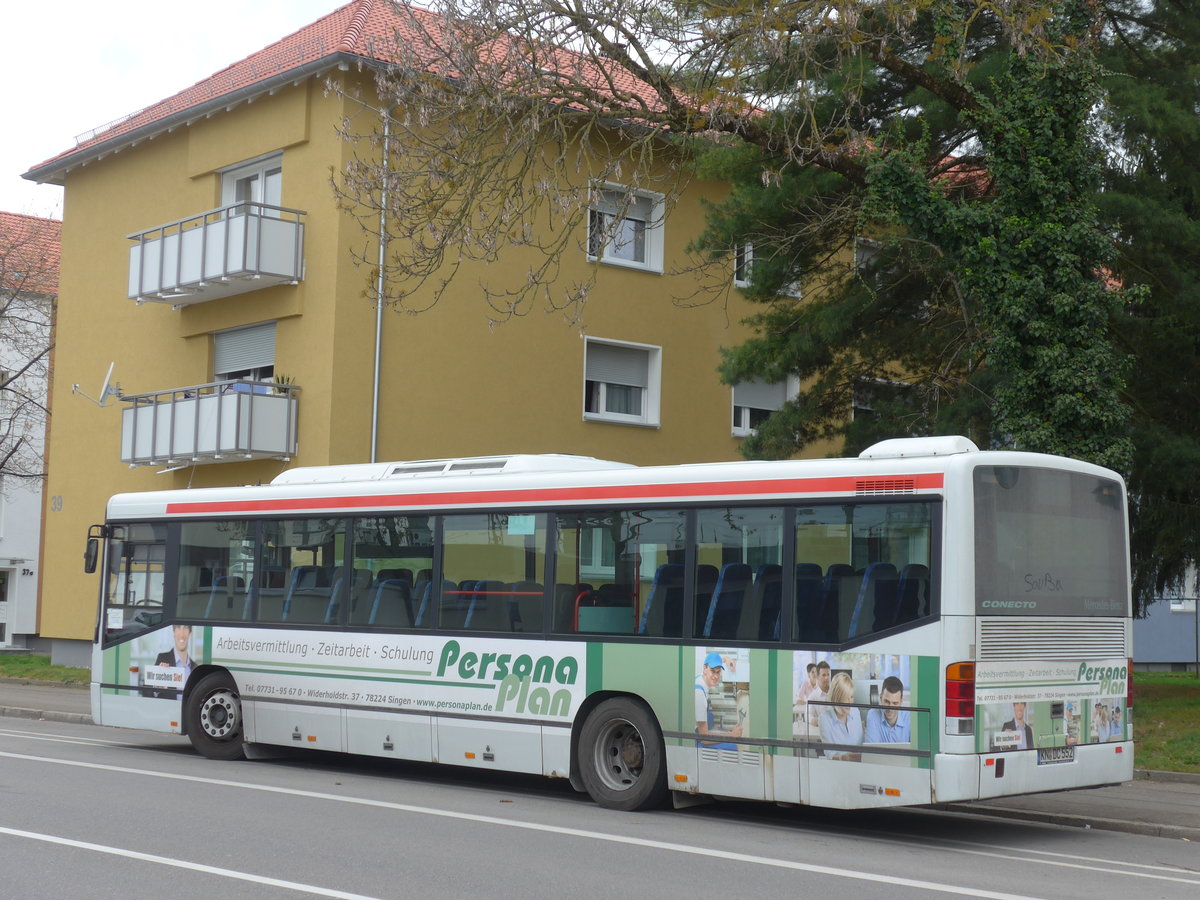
[0,678,92,725]
[949,774,1200,841]
[3,678,1197,839]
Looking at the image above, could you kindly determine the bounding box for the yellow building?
[24,1,790,662]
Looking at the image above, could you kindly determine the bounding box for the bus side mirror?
[84,537,100,574]
[84,524,105,574]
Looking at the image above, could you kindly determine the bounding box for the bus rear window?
[974,466,1127,615]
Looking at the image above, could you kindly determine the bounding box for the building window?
[584,339,661,426]
[852,377,910,422]
[732,379,790,437]
[734,243,754,288]
[221,154,283,213]
[213,322,276,384]
[733,242,800,297]
[588,185,664,272]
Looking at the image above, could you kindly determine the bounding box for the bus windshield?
[973,466,1127,616]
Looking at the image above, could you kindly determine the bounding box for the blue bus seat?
[848,562,897,637]
[703,563,752,639]
[792,563,824,641]
[896,563,930,623]
[638,564,683,636]
[818,563,854,641]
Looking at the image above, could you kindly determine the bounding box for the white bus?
[86,436,1133,810]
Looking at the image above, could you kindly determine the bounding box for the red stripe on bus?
[162,473,944,516]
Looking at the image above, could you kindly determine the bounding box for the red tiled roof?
[0,211,62,295]
[25,0,683,184]
[27,1,412,179]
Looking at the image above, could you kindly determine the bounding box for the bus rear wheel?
[185,671,245,761]
[579,697,667,811]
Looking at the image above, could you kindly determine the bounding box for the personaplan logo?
[1077,662,1127,696]
[436,640,580,717]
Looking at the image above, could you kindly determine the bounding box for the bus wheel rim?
[199,690,240,740]
[593,717,643,791]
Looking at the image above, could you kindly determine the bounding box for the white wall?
[0,477,44,643]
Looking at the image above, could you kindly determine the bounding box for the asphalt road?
[2,717,1198,900]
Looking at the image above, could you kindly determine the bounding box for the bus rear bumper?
[933,742,1134,803]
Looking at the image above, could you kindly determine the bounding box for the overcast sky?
[1,0,344,219]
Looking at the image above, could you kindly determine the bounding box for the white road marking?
[0,826,390,900]
[0,727,135,747]
[0,749,1049,899]
[914,830,1199,877]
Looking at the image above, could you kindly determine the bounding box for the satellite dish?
[97,362,115,404]
[71,361,120,407]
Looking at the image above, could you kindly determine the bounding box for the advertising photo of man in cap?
[696,651,742,749]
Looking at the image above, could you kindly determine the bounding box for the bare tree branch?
[0,212,58,487]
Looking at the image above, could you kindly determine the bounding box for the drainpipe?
[371,110,390,463]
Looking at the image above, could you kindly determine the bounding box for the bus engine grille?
[977,618,1127,661]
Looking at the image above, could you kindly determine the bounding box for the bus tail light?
[945,661,975,735]
[1127,658,1134,711]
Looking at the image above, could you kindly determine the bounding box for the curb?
[940,801,1200,842]
[0,706,93,726]
[0,677,88,689]
[1134,768,1200,785]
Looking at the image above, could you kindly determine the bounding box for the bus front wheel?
[185,671,245,761]
[578,697,667,811]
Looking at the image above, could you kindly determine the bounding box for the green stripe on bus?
[226,666,496,689]
[587,642,603,695]
[918,654,940,763]
[212,657,428,676]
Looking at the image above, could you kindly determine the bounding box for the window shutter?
[592,189,654,222]
[733,380,786,410]
[586,342,647,388]
[214,322,276,376]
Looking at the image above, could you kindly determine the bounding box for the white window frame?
[587,184,665,273]
[220,153,283,213]
[733,241,801,297]
[583,337,662,427]
[734,242,755,288]
[731,376,798,437]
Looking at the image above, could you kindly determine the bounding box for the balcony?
[128,202,305,307]
[120,380,299,467]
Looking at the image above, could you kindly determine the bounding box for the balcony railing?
[120,380,299,467]
[127,202,305,306]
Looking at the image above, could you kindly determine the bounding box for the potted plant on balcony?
[272,373,294,395]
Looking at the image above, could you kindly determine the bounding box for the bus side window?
[692,507,784,642]
[349,516,434,629]
[258,519,346,625]
[794,502,934,644]
[442,514,547,633]
[176,520,254,622]
[554,510,686,637]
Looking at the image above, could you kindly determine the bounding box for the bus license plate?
[1037,746,1075,765]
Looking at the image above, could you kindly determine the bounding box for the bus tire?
[184,671,245,761]
[578,697,667,811]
